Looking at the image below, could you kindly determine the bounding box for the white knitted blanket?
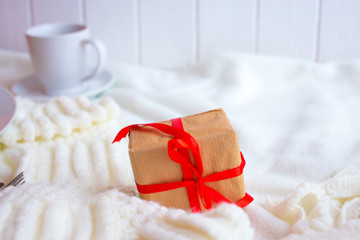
[1,49,360,239]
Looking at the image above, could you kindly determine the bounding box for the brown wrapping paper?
[128,109,245,211]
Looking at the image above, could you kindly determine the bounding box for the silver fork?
[0,172,25,191]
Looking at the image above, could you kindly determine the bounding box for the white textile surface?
[1,49,360,239]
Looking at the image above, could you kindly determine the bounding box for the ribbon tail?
[200,185,232,210]
[236,193,254,208]
[112,124,138,143]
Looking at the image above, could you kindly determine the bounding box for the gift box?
[113,109,252,212]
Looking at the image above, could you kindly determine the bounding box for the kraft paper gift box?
[113,109,252,212]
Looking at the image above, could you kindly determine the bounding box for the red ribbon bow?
[113,119,253,212]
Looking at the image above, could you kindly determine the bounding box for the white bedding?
[1,49,360,239]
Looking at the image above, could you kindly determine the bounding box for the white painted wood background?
[0,0,359,69]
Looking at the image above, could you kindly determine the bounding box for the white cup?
[26,22,107,95]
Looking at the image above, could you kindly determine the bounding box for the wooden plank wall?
[0,0,359,69]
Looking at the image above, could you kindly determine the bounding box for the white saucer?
[0,86,16,134]
[12,70,116,100]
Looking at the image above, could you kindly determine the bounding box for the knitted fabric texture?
[0,96,253,240]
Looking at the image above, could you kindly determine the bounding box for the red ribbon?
[113,119,253,212]
[171,118,201,211]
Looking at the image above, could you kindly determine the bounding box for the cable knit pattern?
[0,96,119,147]
[0,96,254,240]
[0,135,134,189]
[264,164,360,239]
[0,183,253,240]
[0,96,132,190]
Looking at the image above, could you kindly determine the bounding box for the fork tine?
[0,172,25,191]
[10,176,24,186]
[5,173,20,187]
[4,172,25,188]
[12,172,25,186]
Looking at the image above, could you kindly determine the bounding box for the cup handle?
[81,38,107,81]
